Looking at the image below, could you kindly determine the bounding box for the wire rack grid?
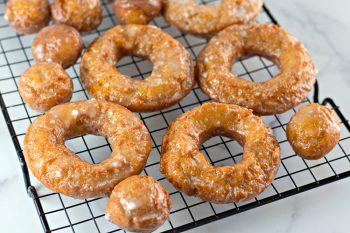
[1,1,350,233]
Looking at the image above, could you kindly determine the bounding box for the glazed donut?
[196,24,317,115]
[80,25,195,112]
[105,176,171,232]
[160,103,280,204]
[19,62,73,112]
[32,24,83,69]
[51,0,102,32]
[113,0,162,25]
[163,0,263,37]
[5,0,50,34]
[287,103,340,160]
[24,100,152,198]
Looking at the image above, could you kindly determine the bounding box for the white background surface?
[1,0,350,232]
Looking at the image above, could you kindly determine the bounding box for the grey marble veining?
[267,0,350,115]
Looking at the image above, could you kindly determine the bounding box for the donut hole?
[117,55,153,80]
[65,134,111,164]
[232,55,280,83]
[201,135,243,167]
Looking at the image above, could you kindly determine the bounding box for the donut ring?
[105,175,171,233]
[287,104,340,160]
[51,0,103,32]
[160,103,280,204]
[5,0,50,34]
[113,0,162,25]
[19,62,73,112]
[163,0,263,37]
[196,24,317,115]
[80,25,195,112]
[32,24,83,69]
[24,100,152,199]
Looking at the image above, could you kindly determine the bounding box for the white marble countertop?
[1,0,350,232]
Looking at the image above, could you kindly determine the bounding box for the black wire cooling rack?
[1,1,350,233]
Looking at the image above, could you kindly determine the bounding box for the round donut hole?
[201,135,243,167]
[117,56,153,80]
[232,55,280,83]
[65,135,111,164]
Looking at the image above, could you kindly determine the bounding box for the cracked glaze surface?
[113,0,162,25]
[23,100,152,198]
[80,24,195,112]
[287,103,340,160]
[32,24,83,69]
[160,103,280,204]
[105,176,171,233]
[19,62,73,112]
[2,1,350,232]
[163,0,262,37]
[51,0,102,32]
[5,0,50,34]
[197,24,317,115]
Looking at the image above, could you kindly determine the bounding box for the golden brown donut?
[105,175,171,232]
[32,24,83,69]
[163,0,263,38]
[5,0,50,34]
[196,24,317,115]
[287,103,340,160]
[113,0,162,25]
[160,103,280,204]
[51,0,102,32]
[80,25,195,112]
[24,100,152,198]
[18,62,73,112]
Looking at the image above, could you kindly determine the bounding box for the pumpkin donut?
[196,24,317,115]
[287,103,340,160]
[160,103,280,204]
[105,176,171,233]
[24,100,152,199]
[113,0,162,25]
[162,0,263,37]
[32,24,83,69]
[5,0,50,34]
[51,0,103,32]
[19,62,73,112]
[80,25,195,112]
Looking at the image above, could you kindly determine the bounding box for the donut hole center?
[201,134,243,167]
[232,55,280,83]
[117,55,153,80]
[65,135,111,164]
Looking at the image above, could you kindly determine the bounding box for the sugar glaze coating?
[163,0,263,37]
[19,62,73,112]
[196,24,317,115]
[80,25,195,112]
[160,103,280,204]
[113,0,162,25]
[51,0,102,32]
[24,100,152,198]
[5,0,50,34]
[105,176,171,232]
[32,24,83,69]
[287,103,340,160]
